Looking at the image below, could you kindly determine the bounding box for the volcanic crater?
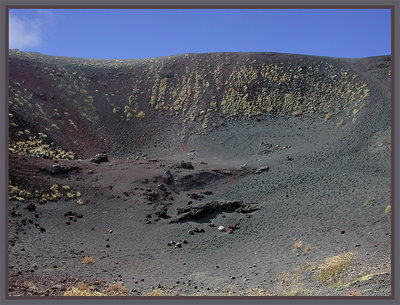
[7,50,391,296]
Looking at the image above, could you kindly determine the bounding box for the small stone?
[182,240,188,244]
[218,226,225,231]
[175,242,182,248]
[228,228,233,234]
[341,230,345,234]
[188,230,195,235]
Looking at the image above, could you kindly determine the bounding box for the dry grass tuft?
[220,287,273,296]
[75,282,90,291]
[63,282,105,296]
[304,245,314,253]
[145,288,178,296]
[146,289,166,296]
[23,281,36,289]
[385,205,391,213]
[82,256,95,264]
[278,268,305,296]
[337,119,344,127]
[293,241,303,249]
[364,196,375,206]
[104,282,127,296]
[247,287,274,296]
[317,252,356,283]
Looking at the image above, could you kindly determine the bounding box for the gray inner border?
[0,0,399,304]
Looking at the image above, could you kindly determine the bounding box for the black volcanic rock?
[90,153,109,164]
[162,170,174,185]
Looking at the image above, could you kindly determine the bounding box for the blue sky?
[9,8,391,59]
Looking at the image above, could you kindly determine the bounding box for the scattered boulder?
[144,191,159,203]
[90,153,109,164]
[48,164,80,175]
[50,164,66,174]
[157,183,167,193]
[254,166,270,174]
[162,170,174,185]
[25,203,36,212]
[52,112,61,120]
[155,206,169,218]
[218,226,225,231]
[180,161,194,169]
[189,193,204,200]
[33,93,47,100]
[170,200,261,223]
[193,227,205,233]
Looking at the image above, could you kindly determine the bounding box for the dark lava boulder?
[90,153,109,164]
[162,170,174,185]
[180,161,194,169]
